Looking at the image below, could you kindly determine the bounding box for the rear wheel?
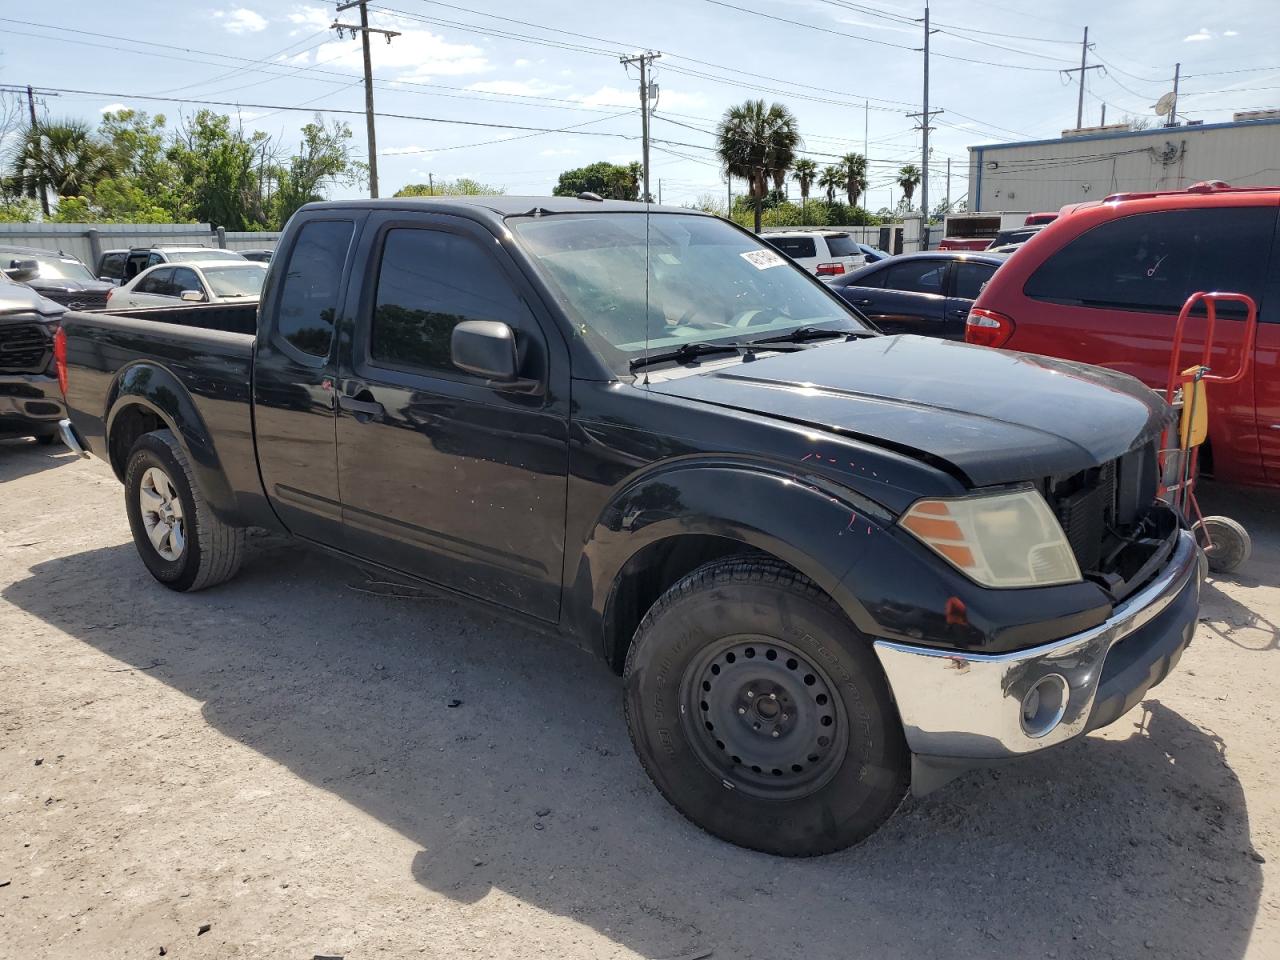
[623,557,909,856]
[123,430,244,591]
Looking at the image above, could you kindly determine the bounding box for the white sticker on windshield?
[741,249,785,270]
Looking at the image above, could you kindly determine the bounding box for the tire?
[1195,515,1251,575]
[623,557,909,857]
[35,433,57,446]
[123,429,244,592]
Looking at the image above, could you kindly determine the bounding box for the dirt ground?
[1,437,1278,960]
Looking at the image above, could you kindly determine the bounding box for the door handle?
[338,394,384,420]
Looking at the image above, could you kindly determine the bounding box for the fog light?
[1020,674,1068,738]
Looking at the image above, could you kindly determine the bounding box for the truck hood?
[0,278,66,322]
[647,335,1170,487]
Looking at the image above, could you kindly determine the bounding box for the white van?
[762,230,867,277]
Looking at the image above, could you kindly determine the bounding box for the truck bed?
[60,304,269,527]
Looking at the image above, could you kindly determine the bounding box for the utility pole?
[333,1,399,199]
[1168,62,1181,127]
[1101,103,1107,126]
[620,51,661,202]
[864,99,869,160]
[428,172,434,195]
[658,178,663,204]
[726,174,731,216]
[945,156,951,214]
[1061,27,1102,130]
[908,5,942,247]
[25,85,49,217]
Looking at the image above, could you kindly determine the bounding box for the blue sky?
[1,0,1276,211]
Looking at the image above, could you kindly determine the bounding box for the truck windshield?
[31,256,97,283]
[509,212,867,374]
[202,264,267,298]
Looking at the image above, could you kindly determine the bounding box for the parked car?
[968,180,1280,488]
[107,261,268,309]
[0,276,66,445]
[826,251,1006,339]
[1024,212,1059,226]
[237,248,274,263]
[2,244,115,310]
[762,230,867,276]
[857,242,890,263]
[986,225,1043,250]
[97,245,249,284]
[95,248,130,284]
[58,196,1199,856]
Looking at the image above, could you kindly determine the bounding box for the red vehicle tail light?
[815,262,844,276]
[53,324,68,396]
[965,308,1015,348]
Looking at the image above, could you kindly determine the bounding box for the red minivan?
[968,183,1280,488]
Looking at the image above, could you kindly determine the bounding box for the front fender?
[105,361,239,521]
[572,459,898,660]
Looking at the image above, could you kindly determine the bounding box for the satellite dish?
[1154,92,1176,117]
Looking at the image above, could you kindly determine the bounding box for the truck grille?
[41,289,109,311]
[0,323,51,374]
[1048,443,1158,575]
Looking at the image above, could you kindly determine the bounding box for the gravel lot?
[2,437,1278,960]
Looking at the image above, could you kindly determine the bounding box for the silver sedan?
[107,261,267,309]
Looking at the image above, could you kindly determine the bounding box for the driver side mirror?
[180,289,206,303]
[451,320,542,394]
[5,258,39,281]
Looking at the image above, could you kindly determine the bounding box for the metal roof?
[968,116,1280,152]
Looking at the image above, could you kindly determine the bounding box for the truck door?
[253,215,363,546]
[334,213,569,622]
[1256,209,1280,483]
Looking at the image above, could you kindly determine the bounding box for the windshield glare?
[510,213,866,373]
[174,250,247,263]
[202,264,267,297]
[31,256,96,282]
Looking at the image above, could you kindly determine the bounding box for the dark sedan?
[825,251,1007,340]
[2,244,115,310]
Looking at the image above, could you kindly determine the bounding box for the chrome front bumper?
[873,529,1201,761]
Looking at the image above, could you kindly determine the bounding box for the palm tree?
[841,152,867,209]
[9,119,117,203]
[715,99,801,233]
[818,165,843,205]
[791,158,817,217]
[897,164,922,208]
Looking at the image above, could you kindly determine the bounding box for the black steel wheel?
[624,556,909,857]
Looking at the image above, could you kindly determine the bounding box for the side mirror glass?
[180,289,205,302]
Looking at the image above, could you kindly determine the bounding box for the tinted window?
[276,219,354,358]
[883,260,946,294]
[147,252,164,268]
[1025,207,1274,315]
[823,234,858,257]
[370,228,532,375]
[125,253,149,278]
[768,237,817,259]
[953,261,997,300]
[137,267,174,296]
[203,264,266,298]
[172,267,202,297]
[100,252,127,279]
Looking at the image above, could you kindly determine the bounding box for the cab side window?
[369,227,536,377]
[275,219,355,358]
[883,260,946,294]
[137,267,174,296]
[952,261,997,300]
[172,267,203,299]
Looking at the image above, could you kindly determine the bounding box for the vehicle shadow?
[3,540,1263,960]
[1197,480,1280,651]
[0,437,76,481]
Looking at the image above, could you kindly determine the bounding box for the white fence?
[0,223,281,269]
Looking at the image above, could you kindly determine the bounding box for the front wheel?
[623,557,909,856]
[123,430,244,591]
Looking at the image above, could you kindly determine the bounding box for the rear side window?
[99,252,126,279]
[767,237,817,259]
[953,261,998,300]
[883,260,946,294]
[1025,207,1275,315]
[275,219,355,358]
[370,227,534,375]
[823,234,858,257]
[136,267,174,296]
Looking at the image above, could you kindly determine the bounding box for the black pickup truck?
[58,197,1202,856]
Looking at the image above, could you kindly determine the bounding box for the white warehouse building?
[966,116,1280,213]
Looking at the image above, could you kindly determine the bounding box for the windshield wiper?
[628,340,804,372]
[751,325,876,346]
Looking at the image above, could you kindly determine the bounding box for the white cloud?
[1184,27,1212,41]
[539,147,579,157]
[287,4,331,32]
[99,102,128,114]
[309,22,490,81]
[468,79,565,97]
[514,58,532,67]
[571,85,706,111]
[1224,29,1239,36]
[383,145,433,156]
[277,50,314,66]
[216,8,268,34]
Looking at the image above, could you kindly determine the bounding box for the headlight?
[900,488,1081,588]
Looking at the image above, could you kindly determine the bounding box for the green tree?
[551,161,639,200]
[715,99,800,234]
[791,158,817,218]
[394,177,503,197]
[841,153,867,209]
[818,164,843,205]
[8,119,117,202]
[168,111,272,230]
[272,118,365,227]
[897,164,922,208]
